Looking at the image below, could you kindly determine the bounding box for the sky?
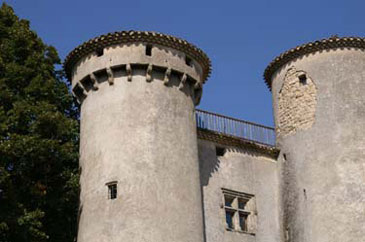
[4,0,365,126]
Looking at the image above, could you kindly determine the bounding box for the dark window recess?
[298,73,307,85]
[216,146,226,157]
[185,56,192,67]
[108,184,117,200]
[239,212,248,232]
[96,48,104,57]
[225,195,234,207]
[238,198,247,210]
[145,44,152,56]
[226,211,235,229]
[80,76,93,92]
[73,84,86,101]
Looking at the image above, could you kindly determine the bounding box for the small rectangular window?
[216,146,226,157]
[108,183,117,200]
[146,44,152,56]
[298,73,307,85]
[96,48,104,57]
[185,56,192,67]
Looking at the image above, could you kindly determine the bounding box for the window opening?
[239,212,248,231]
[96,48,104,57]
[226,210,235,229]
[225,195,234,207]
[185,56,192,67]
[216,146,226,157]
[107,183,117,200]
[298,73,307,85]
[146,44,152,56]
[222,188,256,234]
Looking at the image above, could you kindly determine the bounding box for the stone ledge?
[197,128,280,158]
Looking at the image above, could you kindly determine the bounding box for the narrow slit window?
[146,44,152,56]
[96,48,104,57]
[185,56,192,67]
[108,183,117,200]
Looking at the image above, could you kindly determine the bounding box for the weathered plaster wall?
[198,139,280,242]
[74,44,205,242]
[271,48,365,242]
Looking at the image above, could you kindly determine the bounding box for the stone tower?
[264,37,365,242]
[64,31,211,242]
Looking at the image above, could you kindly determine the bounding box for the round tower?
[64,31,211,242]
[264,37,365,242]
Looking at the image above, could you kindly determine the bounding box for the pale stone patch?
[277,66,317,136]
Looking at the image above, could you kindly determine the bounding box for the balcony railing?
[195,109,276,147]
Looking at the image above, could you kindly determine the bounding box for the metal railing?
[195,109,276,146]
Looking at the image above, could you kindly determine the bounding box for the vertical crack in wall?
[277,67,317,137]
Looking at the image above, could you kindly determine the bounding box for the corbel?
[178,73,187,90]
[106,67,114,85]
[126,64,132,82]
[163,67,171,86]
[89,73,99,90]
[146,64,153,82]
[194,81,202,105]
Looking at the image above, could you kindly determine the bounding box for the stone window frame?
[222,188,256,235]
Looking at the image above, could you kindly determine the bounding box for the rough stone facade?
[65,33,365,242]
[268,41,365,242]
[277,67,317,136]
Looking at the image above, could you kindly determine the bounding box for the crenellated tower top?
[64,30,211,105]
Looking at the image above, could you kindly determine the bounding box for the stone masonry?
[277,66,317,136]
[64,33,365,242]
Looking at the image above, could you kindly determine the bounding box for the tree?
[0,4,79,242]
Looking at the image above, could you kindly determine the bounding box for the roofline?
[263,36,365,90]
[63,30,211,83]
[197,128,279,159]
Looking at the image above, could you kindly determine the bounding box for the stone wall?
[271,48,365,242]
[198,139,280,242]
[277,67,317,137]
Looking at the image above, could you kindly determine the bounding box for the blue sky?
[5,0,365,126]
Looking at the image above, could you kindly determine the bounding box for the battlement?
[65,31,211,105]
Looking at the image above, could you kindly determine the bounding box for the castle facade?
[64,31,365,242]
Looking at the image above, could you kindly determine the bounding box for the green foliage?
[0,3,79,242]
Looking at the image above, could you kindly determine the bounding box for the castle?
[64,31,365,242]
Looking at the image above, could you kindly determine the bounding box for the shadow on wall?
[198,144,221,187]
[199,144,273,187]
